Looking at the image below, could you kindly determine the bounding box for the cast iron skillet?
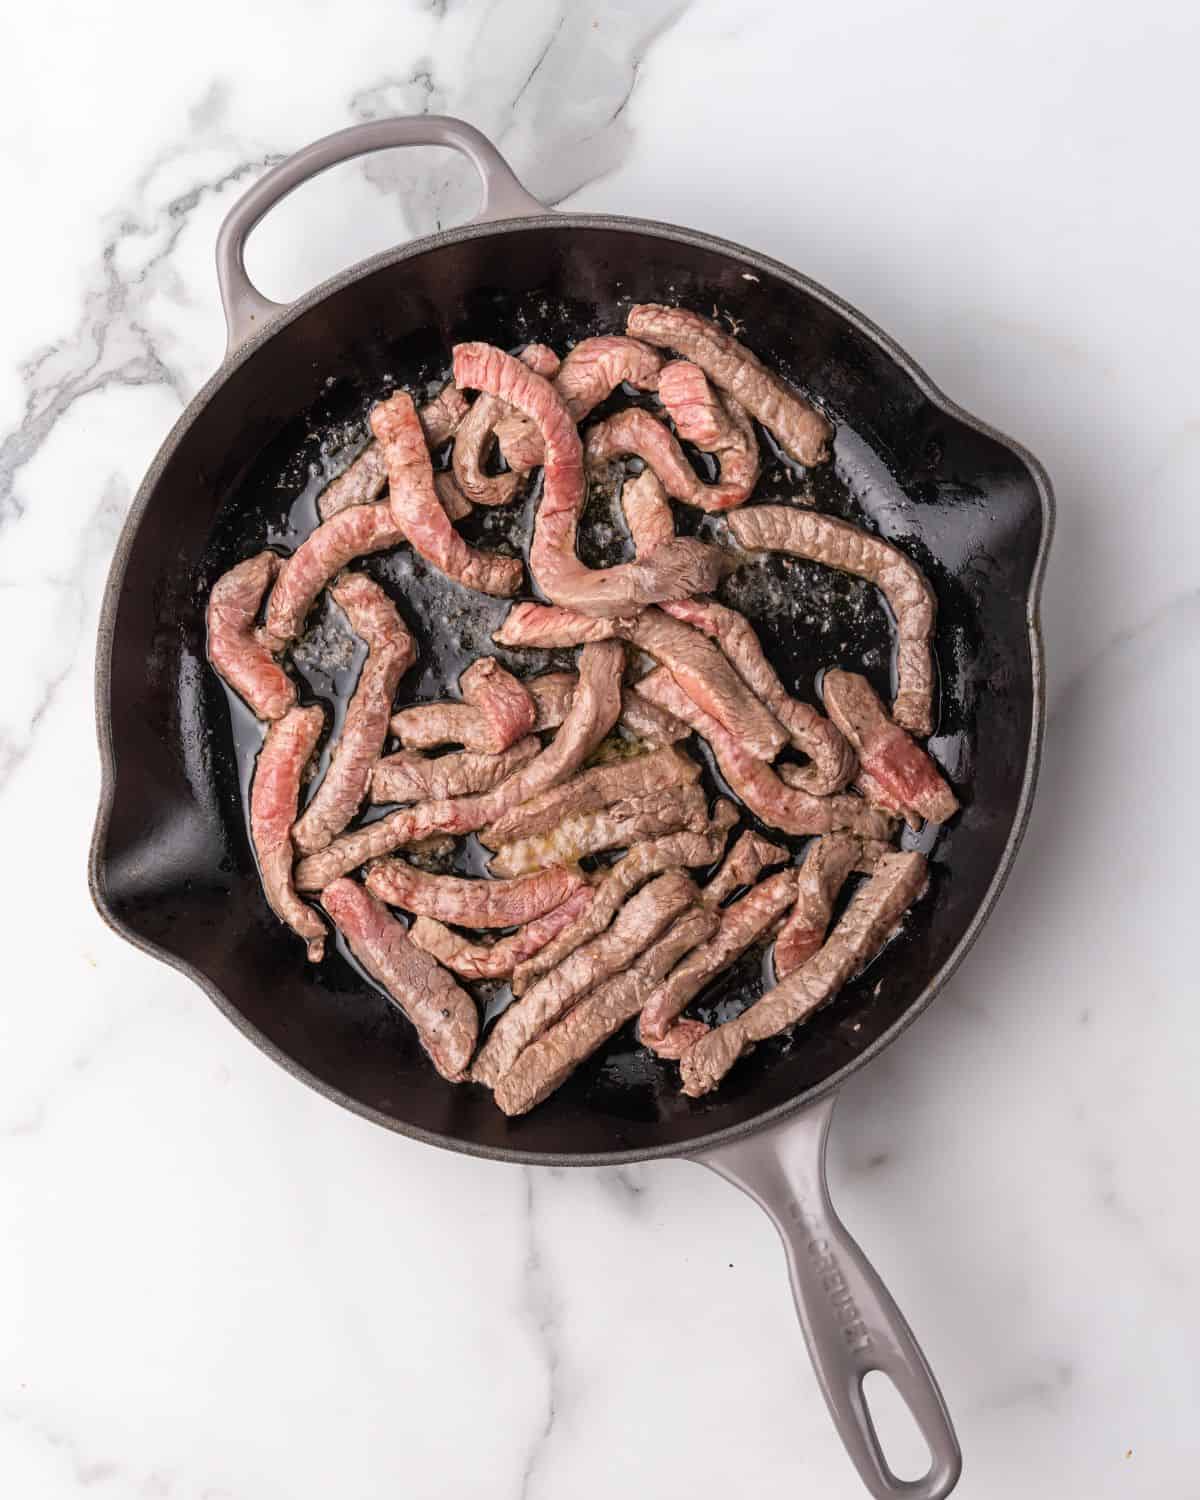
[89,117,1052,1500]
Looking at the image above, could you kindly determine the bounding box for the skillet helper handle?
[695,1094,961,1500]
[215,116,547,357]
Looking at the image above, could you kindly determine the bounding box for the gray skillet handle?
[695,1094,961,1500]
[216,116,547,357]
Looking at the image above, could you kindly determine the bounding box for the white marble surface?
[2,1,1197,1494]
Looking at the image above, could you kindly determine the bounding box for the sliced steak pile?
[207,551,296,720]
[494,334,663,472]
[293,639,624,889]
[453,341,723,616]
[774,833,890,979]
[640,868,800,1057]
[660,595,856,794]
[636,668,895,838]
[821,669,959,824]
[495,905,721,1116]
[727,506,937,737]
[407,885,596,982]
[451,343,560,508]
[626,304,832,467]
[480,745,700,846]
[320,877,477,1081]
[459,657,537,752]
[510,803,738,994]
[471,869,698,1087]
[364,862,585,927]
[292,575,415,855]
[486,782,710,878]
[680,852,928,1097]
[249,705,327,961]
[372,390,523,597]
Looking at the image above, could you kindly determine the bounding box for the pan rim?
[89,211,1054,1167]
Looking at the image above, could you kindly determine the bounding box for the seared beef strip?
[621,468,676,554]
[249,705,327,961]
[727,506,938,737]
[623,608,787,761]
[822,669,959,824]
[320,877,477,1081]
[640,868,800,1053]
[636,668,895,838]
[471,870,698,1087]
[680,852,928,1097]
[372,391,523,597]
[432,472,474,522]
[617,688,691,745]
[406,884,596,982]
[658,360,760,505]
[293,640,623,889]
[660,596,856,794]
[364,861,586,928]
[510,803,737,994]
[453,341,723,616]
[451,343,560,507]
[495,905,721,1116]
[480,745,700,846]
[586,404,756,513]
[459,657,537,753]
[207,551,296,720]
[389,671,575,751]
[486,783,710,878]
[372,738,540,804]
[494,334,664,472]
[703,828,787,907]
[263,503,404,649]
[292,575,415,855]
[626,304,832,468]
[774,833,891,979]
[316,382,470,522]
[493,603,631,649]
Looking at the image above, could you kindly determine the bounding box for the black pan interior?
[92,222,1045,1161]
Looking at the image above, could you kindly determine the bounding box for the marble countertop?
[3,1,1197,1494]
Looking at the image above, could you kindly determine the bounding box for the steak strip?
[495,905,721,1116]
[487,783,710,878]
[821,669,958,824]
[471,870,698,1087]
[586,404,756,513]
[727,506,937,737]
[680,852,928,1097]
[640,868,800,1054]
[703,829,788,906]
[624,608,787,761]
[453,341,724,616]
[207,551,296,720]
[364,862,586,928]
[292,575,415,855]
[293,640,623,889]
[263,503,404,649]
[406,885,596,983]
[481,745,700,846]
[451,343,560,507]
[658,359,760,506]
[372,391,523,597]
[493,334,664,472]
[626,304,833,467]
[621,469,676,554]
[320,878,477,1081]
[659,596,856,794]
[636,668,894,839]
[316,381,470,522]
[389,671,577,751]
[459,657,537,752]
[493,603,630,649]
[510,802,738,994]
[249,705,327,960]
[774,834,891,980]
[372,739,540,804]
